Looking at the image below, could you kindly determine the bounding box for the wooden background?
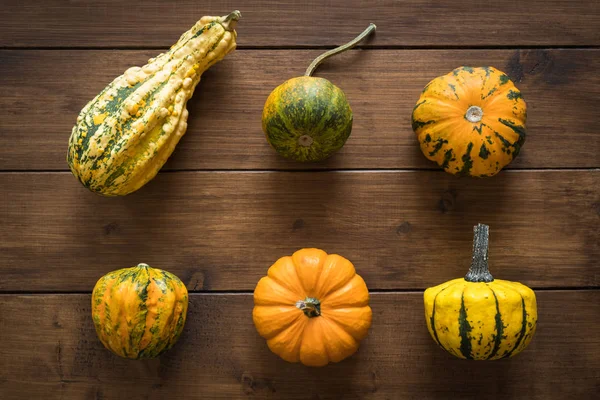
[1,1,598,399]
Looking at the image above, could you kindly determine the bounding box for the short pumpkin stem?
[465,223,494,283]
[296,297,321,318]
[304,23,377,77]
[465,106,483,123]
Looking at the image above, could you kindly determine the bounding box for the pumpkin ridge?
[268,265,305,298]
[320,316,359,363]
[458,290,474,359]
[319,275,369,307]
[487,287,505,360]
[293,317,310,362]
[292,249,327,295]
[254,306,303,340]
[429,286,449,349]
[272,79,310,141]
[503,295,528,358]
[318,270,357,300]
[255,277,303,306]
[314,254,357,299]
[317,318,334,364]
[321,306,371,341]
[490,279,535,358]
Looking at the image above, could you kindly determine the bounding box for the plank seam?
[0,168,598,174]
[2,287,599,295]
[1,45,599,51]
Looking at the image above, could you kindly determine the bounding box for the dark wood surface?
[1,49,598,171]
[0,0,598,398]
[1,171,598,292]
[1,291,599,400]
[1,0,599,47]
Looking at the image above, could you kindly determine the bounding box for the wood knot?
[292,218,305,231]
[102,222,120,236]
[506,51,524,83]
[396,221,412,235]
[241,371,276,395]
[241,371,255,395]
[438,190,457,213]
[370,370,378,393]
[186,271,205,291]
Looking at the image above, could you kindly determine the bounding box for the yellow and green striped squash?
[67,11,240,196]
[424,224,537,360]
[412,66,527,177]
[92,263,188,359]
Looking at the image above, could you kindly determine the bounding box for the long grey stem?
[464,223,494,283]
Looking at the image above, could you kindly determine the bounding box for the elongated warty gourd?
[67,11,241,196]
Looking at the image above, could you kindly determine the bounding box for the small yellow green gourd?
[262,24,376,162]
[91,263,188,359]
[424,224,537,360]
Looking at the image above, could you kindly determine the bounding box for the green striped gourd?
[262,24,376,162]
[92,263,188,359]
[423,224,537,360]
[68,11,240,196]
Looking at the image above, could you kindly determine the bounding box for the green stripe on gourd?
[424,224,538,360]
[412,66,527,177]
[91,263,189,359]
[262,24,376,162]
[68,11,241,196]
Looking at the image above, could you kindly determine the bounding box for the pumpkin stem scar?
[298,135,314,147]
[465,223,494,283]
[304,23,376,77]
[296,297,321,318]
[465,106,484,123]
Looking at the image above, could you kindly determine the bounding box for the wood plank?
[0,170,597,292]
[0,291,598,399]
[1,0,599,47]
[1,49,598,171]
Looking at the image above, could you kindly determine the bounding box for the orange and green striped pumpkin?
[424,224,537,360]
[91,263,188,359]
[67,11,240,196]
[412,66,527,177]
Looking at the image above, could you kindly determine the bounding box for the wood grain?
[1,49,598,171]
[1,170,597,292]
[1,0,599,48]
[0,291,598,399]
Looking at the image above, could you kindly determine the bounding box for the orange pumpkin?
[253,248,372,367]
[412,66,527,177]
